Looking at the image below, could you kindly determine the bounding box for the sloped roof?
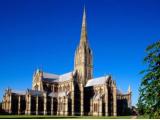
[12,90,26,95]
[28,89,44,96]
[48,92,58,98]
[59,72,73,82]
[42,71,73,83]
[85,76,110,87]
[11,89,45,97]
[43,72,59,80]
[48,91,69,98]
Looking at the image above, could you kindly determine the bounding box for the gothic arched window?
[67,84,70,91]
[96,103,98,112]
[54,86,57,92]
[34,84,38,91]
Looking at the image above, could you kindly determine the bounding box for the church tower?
[74,7,93,85]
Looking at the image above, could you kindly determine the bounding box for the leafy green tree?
[137,90,145,115]
[0,102,1,109]
[138,40,160,118]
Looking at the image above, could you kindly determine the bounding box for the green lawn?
[0,115,132,119]
[137,115,149,119]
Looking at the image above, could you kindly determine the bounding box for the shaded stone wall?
[2,80,132,116]
[117,93,132,116]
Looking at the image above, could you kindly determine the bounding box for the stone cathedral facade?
[2,8,132,116]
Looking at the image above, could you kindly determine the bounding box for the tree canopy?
[137,40,160,118]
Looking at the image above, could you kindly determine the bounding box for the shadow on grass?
[0,116,77,119]
[0,115,132,119]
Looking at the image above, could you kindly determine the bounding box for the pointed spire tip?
[128,84,131,93]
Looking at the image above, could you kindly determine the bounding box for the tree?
[138,40,160,118]
[137,90,145,115]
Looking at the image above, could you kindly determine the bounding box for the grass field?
[0,115,132,119]
[137,115,149,119]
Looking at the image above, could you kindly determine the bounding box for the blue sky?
[0,0,160,106]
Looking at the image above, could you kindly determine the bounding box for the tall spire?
[82,6,86,29]
[74,5,93,85]
[80,6,88,44]
[128,85,131,93]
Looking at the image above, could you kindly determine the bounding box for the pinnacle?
[80,6,88,44]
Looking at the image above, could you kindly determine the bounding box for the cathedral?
[2,8,132,116]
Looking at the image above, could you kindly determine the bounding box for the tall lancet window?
[34,84,38,91]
